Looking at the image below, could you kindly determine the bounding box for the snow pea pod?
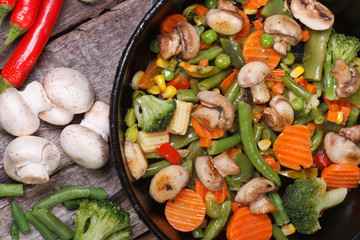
[188,46,224,64]
[170,127,199,149]
[185,140,204,163]
[205,192,221,218]
[261,0,292,17]
[220,38,245,69]
[202,200,231,240]
[278,168,318,179]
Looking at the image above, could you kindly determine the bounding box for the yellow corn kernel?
[156,57,169,69]
[257,139,272,151]
[212,88,220,94]
[162,86,177,99]
[147,85,160,95]
[281,223,296,236]
[354,57,360,67]
[243,8,258,15]
[130,70,144,90]
[336,111,344,125]
[154,75,167,92]
[282,7,288,12]
[167,100,193,135]
[265,80,275,88]
[290,66,305,78]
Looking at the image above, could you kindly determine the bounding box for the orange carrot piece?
[199,137,212,148]
[165,189,206,232]
[253,19,264,30]
[326,110,337,122]
[267,69,285,82]
[159,14,187,33]
[226,206,273,240]
[195,5,208,17]
[341,106,351,123]
[270,82,284,95]
[321,164,360,189]
[235,10,251,41]
[242,0,269,9]
[199,58,209,66]
[226,148,242,160]
[328,103,339,112]
[263,155,281,172]
[273,125,313,170]
[306,83,316,94]
[301,30,310,42]
[307,123,316,136]
[242,30,281,70]
[231,201,240,213]
[138,59,162,89]
[220,71,237,94]
[195,179,227,205]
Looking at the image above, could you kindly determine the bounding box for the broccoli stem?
[314,188,348,213]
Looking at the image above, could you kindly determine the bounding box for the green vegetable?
[143,160,171,178]
[278,168,318,179]
[166,57,178,73]
[225,153,255,190]
[185,140,204,163]
[238,101,281,186]
[224,80,240,103]
[177,89,198,102]
[149,39,159,54]
[346,86,360,107]
[182,4,200,20]
[215,53,231,69]
[260,33,274,48]
[192,226,204,238]
[198,68,232,90]
[170,127,199,149]
[267,192,290,226]
[134,95,176,132]
[11,200,31,234]
[73,199,132,240]
[281,52,295,65]
[205,192,221,218]
[310,107,325,124]
[202,200,231,240]
[283,178,348,234]
[282,74,311,101]
[125,124,138,142]
[181,159,193,178]
[272,224,289,240]
[253,123,263,143]
[125,108,136,127]
[161,69,175,81]
[188,46,224,64]
[220,38,245,69]
[346,107,360,127]
[132,90,145,106]
[261,0,292,17]
[323,32,360,100]
[201,29,217,44]
[63,199,80,210]
[0,183,23,197]
[190,78,200,94]
[207,134,241,155]
[24,211,55,240]
[291,96,305,111]
[10,221,19,240]
[205,0,217,8]
[310,130,324,152]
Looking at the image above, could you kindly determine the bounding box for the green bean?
[190,79,200,95]
[232,88,251,112]
[346,108,360,127]
[188,46,224,64]
[125,124,138,142]
[267,192,290,226]
[202,200,231,240]
[33,186,107,210]
[185,140,204,163]
[323,47,338,100]
[302,28,332,81]
[11,200,31,234]
[192,226,204,238]
[253,123,263,143]
[323,121,343,133]
[24,211,56,240]
[282,74,311,101]
[238,101,281,186]
[0,183,23,197]
[32,207,74,240]
[260,121,277,145]
[261,128,271,140]
[311,130,324,152]
[225,153,255,190]
[177,89,198,102]
[10,221,19,240]
[272,224,289,240]
[261,0,292,17]
[125,108,136,127]
[198,68,232,91]
[345,86,360,107]
[293,114,312,125]
[319,102,328,113]
[143,160,171,178]
[207,134,241,155]
[181,159,193,179]
[310,107,325,124]
[63,199,80,210]
[224,80,240,103]
[205,192,221,218]
[170,127,199,149]
[166,57,178,73]
[220,38,245,69]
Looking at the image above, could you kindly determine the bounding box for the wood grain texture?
[0,0,157,239]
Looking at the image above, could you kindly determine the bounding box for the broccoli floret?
[134,95,176,132]
[74,199,132,240]
[283,178,347,235]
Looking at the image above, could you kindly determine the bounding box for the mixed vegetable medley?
[123,0,360,239]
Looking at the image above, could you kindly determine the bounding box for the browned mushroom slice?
[263,15,302,56]
[249,194,278,214]
[192,107,220,132]
[157,29,182,60]
[290,0,334,30]
[339,125,360,144]
[205,9,244,35]
[195,156,224,191]
[212,151,241,177]
[324,132,360,165]
[217,0,239,12]
[124,141,148,180]
[263,95,294,132]
[331,59,360,98]
[174,21,200,60]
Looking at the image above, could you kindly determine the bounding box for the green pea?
[214,53,231,69]
[260,33,274,48]
[291,96,305,111]
[201,29,217,44]
[161,69,175,81]
[149,39,159,53]
[281,52,295,65]
[205,0,217,9]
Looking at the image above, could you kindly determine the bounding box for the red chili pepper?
[167,76,191,89]
[0,0,63,92]
[0,0,17,27]
[155,143,182,165]
[314,148,331,171]
[0,0,41,53]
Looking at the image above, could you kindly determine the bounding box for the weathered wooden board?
[0,0,157,239]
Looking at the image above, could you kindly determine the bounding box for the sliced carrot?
[321,164,360,189]
[242,30,281,70]
[195,5,208,17]
[226,206,273,240]
[199,137,212,148]
[159,14,187,33]
[199,58,209,66]
[253,19,264,30]
[263,155,281,172]
[165,189,206,232]
[226,148,243,160]
[270,82,284,95]
[138,59,161,89]
[328,103,339,111]
[220,71,237,94]
[242,0,269,9]
[231,201,240,213]
[307,123,316,136]
[273,125,313,170]
[326,110,337,122]
[306,83,316,94]
[195,179,227,205]
[341,106,351,123]
[301,30,310,42]
[235,10,251,41]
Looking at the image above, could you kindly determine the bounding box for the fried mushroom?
[263,95,294,132]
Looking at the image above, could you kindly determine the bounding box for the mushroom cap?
[61,124,109,169]
[212,151,241,177]
[191,107,220,132]
[249,194,277,214]
[38,104,74,126]
[324,132,360,165]
[235,178,278,205]
[174,21,200,60]
[205,9,244,35]
[4,136,60,184]
[339,125,360,144]
[263,95,294,132]
[237,61,271,88]
[43,67,95,114]
[149,165,189,203]
[0,88,40,136]
[195,156,224,191]
[263,15,302,45]
[331,59,360,98]
[290,0,334,30]
[157,30,182,60]
[124,141,148,180]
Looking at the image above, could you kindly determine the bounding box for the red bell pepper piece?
[314,148,331,171]
[167,76,191,89]
[0,0,17,27]
[155,143,182,165]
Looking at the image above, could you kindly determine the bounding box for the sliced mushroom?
[263,95,294,132]
[149,165,189,203]
[249,194,278,214]
[212,151,241,177]
[4,136,60,184]
[191,107,220,132]
[195,91,235,130]
[235,178,278,206]
[339,125,360,144]
[331,59,360,98]
[205,9,244,35]
[263,15,302,56]
[195,156,224,191]
[290,0,334,30]
[124,141,148,180]
[324,132,360,165]
[237,61,271,104]
[158,22,200,60]
[217,0,239,12]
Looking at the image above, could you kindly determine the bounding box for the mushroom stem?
[17,163,49,184]
[20,81,51,114]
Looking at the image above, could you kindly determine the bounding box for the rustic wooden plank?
[0,0,155,239]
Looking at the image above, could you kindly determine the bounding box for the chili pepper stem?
[0,23,27,54]
[0,4,14,27]
[0,77,14,93]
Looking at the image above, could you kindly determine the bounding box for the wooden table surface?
[0,0,157,239]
